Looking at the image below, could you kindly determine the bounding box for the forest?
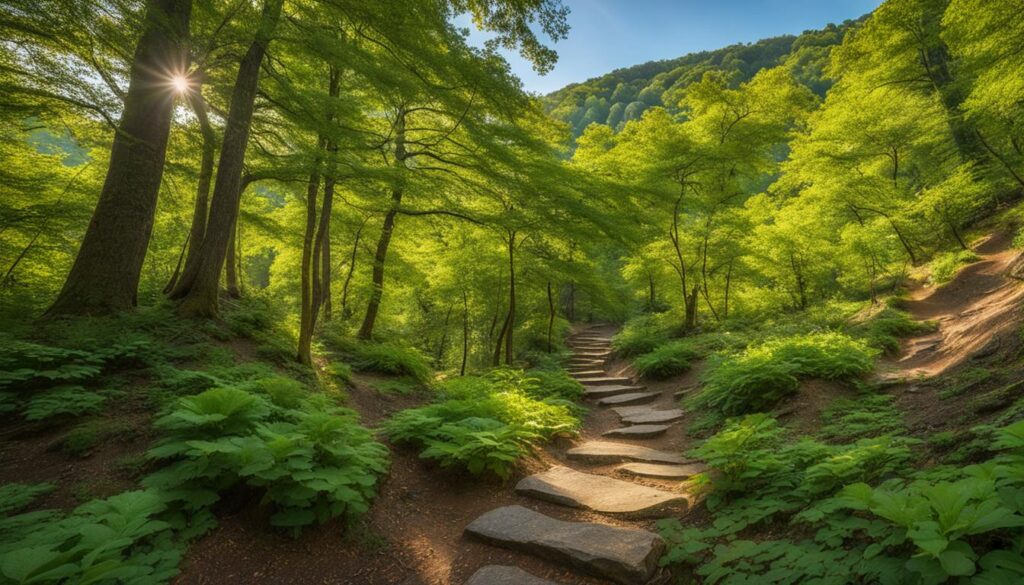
[1,0,1024,583]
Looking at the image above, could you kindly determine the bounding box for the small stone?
[602,424,670,438]
[464,566,560,585]
[621,409,684,425]
[464,505,664,585]
[596,392,660,406]
[616,462,707,479]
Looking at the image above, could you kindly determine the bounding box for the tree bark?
[546,280,555,353]
[296,151,322,365]
[358,108,406,340]
[460,288,469,376]
[504,230,516,365]
[340,219,365,320]
[224,215,240,298]
[170,0,282,317]
[47,0,191,315]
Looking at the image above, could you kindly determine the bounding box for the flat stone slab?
[569,358,605,365]
[621,409,685,425]
[571,369,606,378]
[464,505,664,585]
[583,385,647,398]
[612,405,654,417]
[566,441,687,465]
[602,424,670,438]
[596,392,660,406]
[617,462,707,479]
[515,466,688,518]
[575,376,633,387]
[572,335,612,343]
[465,566,560,585]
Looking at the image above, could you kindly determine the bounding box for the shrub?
[59,418,135,457]
[326,361,352,385]
[633,340,700,379]
[383,372,580,479]
[819,393,904,442]
[852,306,936,353]
[612,315,671,357]
[350,342,432,383]
[23,385,106,421]
[144,387,388,534]
[0,489,182,585]
[0,483,55,515]
[695,332,877,416]
[930,249,979,284]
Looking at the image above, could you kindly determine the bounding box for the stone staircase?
[462,326,706,584]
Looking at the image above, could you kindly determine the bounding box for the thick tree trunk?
[492,309,510,367]
[47,0,191,315]
[224,215,240,298]
[170,0,282,317]
[358,108,406,340]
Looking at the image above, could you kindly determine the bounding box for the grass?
[929,249,980,284]
[851,306,937,353]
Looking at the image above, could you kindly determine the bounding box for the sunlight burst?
[170,74,190,94]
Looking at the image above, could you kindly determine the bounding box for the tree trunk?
[504,231,517,365]
[47,0,191,315]
[546,280,555,353]
[460,288,469,376]
[224,216,240,298]
[296,155,322,365]
[340,219,365,320]
[492,309,510,367]
[647,271,656,310]
[170,0,282,317]
[358,108,406,340]
[436,304,454,364]
[163,232,190,294]
[976,129,1024,190]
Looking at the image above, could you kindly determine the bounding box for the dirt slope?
[880,232,1024,380]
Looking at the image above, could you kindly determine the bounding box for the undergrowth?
[383,369,580,479]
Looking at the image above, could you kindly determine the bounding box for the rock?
[612,405,653,417]
[464,505,664,585]
[621,409,685,425]
[596,392,660,406]
[602,424,670,438]
[570,369,606,378]
[575,376,633,387]
[583,385,647,398]
[566,441,687,465]
[515,466,688,517]
[616,462,707,479]
[464,566,560,585]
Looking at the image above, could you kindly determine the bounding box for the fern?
[23,386,105,421]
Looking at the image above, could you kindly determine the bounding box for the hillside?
[543,18,862,136]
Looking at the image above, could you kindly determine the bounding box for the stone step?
[465,566,561,585]
[611,405,654,417]
[464,505,664,585]
[567,441,687,465]
[583,385,647,399]
[621,409,685,425]
[575,352,613,360]
[570,369,606,378]
[571,334,611,342]
[575,376,632,387]
[568,358,605,365]
[616,462,707,480]
[596,392,660,406]
[515,466,688,518]
[602,424,671,438]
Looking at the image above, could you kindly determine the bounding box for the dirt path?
[176,325,700,585]
[879,232,1024,380]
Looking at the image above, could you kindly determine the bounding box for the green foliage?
[144,386,388,534]
[0,483,55,515]
[23,386,105,422]
[694,332,877,415]
[612,315,671,357]
[59,419,135,458]
[325,361,352,385]
[383,370,580,479]
[633,340,700,379]
[0,490,182,585]
[369,378,420,395]
[930,249,980,284]
[819,392,904,442]
[349,342,432,383]
[939,367,994,399]
[852,306,937,353]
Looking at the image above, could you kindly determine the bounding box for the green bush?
[144,386,388,534]
[819,393,904,442]
[350,342,432,383]
[384,371,580,479]
[633,340,700,379]
[0,489,182,585]
[0,483,55,515]
[23,385,106,422]
[612,315,671,357]
[930,249,979,284]
[852,306,936,353]
[694,332,877,416]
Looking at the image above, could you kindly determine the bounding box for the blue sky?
[458,0,883,95]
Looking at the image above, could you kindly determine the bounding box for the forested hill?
[543,18,861,136]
